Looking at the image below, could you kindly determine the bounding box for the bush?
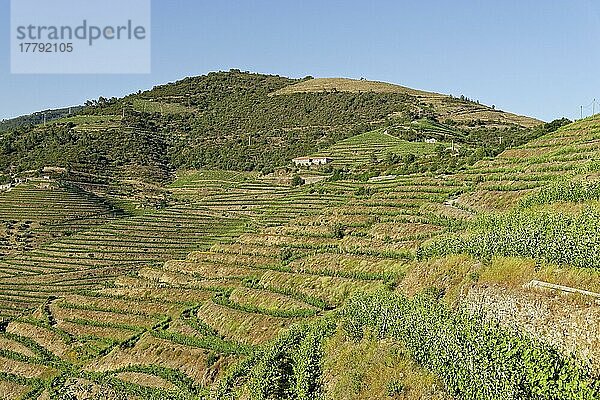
[418,208,600,270]
[339,291,600,400]
[291,175,305,187]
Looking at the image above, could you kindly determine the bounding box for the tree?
[291,175,304,186]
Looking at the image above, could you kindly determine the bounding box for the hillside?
[0,110,597,399]
[0,106,83,133]
[0,71,544,187]
[0,72,598,399]
[273,77,540,128]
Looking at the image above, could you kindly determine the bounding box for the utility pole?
[581,105,583,120]
[594,99,596,115]
[43,113,47,125]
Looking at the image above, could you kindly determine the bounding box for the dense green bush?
[520,180,600,208]
[215,318,335,400]
[418,208,600,269]
[339,291,600,400]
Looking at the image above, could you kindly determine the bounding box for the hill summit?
[0,70,543,186]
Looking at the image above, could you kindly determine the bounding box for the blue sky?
[1,0,600,121]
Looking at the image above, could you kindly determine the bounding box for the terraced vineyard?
[0,181,124,258]
[0,165,473,397]
[311,130,444,167]
[1,113,599,398]
[0,207,248,320]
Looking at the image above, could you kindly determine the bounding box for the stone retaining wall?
[464,284,600,372]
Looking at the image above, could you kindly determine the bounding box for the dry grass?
[441,107,540,128]
[271,78,440,97]
[84,334,213,385]
[272,78,540,128]
[405,255,600,306]
[293,213,373,227]
[51,304,159,329]
[56,321,136,341]
[197,301,298,345]
[265,224,335,237]
[97,287,212,304]
[366,222,442,241]
[40,378,126,400]
[116,371,176,390]
[188,251,276,268]
[0,335,37,358]
[290,253,408,277]
[6,321,72,359]
[134,267,241,291]
[0,379,30,399]
[229,287,316,313]
[164,259,260,279]
[528,201,600,215]
[136,267,197,287]
[0,355,56,379]
[259,270,385,307]
[478,256,600,294]
[235,233,338,249]
[399,255,479,306]
[458,190,528,211]
[499,147,555,159]
[323,329,450,400]
[60,294,182,318]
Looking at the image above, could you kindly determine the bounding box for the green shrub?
[418,208,600,269]
[339,291,600,400]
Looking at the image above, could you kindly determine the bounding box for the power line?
[579,99,599,120]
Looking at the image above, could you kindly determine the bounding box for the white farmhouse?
[292,156,333,167]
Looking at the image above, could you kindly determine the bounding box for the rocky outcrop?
[464,284,600,373]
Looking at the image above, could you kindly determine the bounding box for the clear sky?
[1,0,600,122]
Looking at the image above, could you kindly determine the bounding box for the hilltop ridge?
[274,77,541,128]
[0,70,545,188]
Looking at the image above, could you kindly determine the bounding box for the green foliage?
[385,380,405,396]
[520,180,600,208]
[0,106,83,132]
[0,119,173,184]
[418,208,600,269]
[0,71,551,182]
[339,291,600,400]
[291,175,305,187]
[243,319,336,400]
[279,247,295,263]
[331,223,346,239]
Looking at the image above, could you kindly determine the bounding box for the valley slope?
[0,73,598,400]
